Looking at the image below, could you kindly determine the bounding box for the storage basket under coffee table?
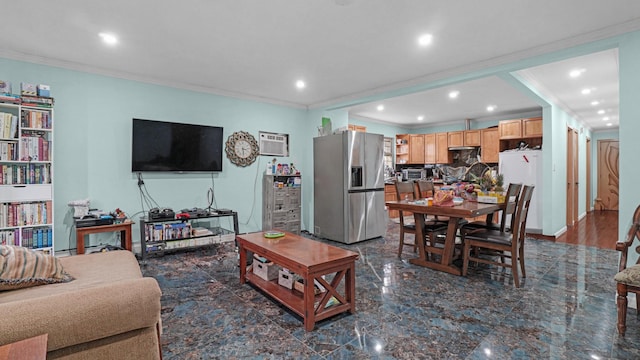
[237,231,358,331]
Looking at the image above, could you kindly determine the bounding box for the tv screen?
[131,118,223,172]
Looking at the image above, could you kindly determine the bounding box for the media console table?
[75,221,133,255]
[237,231,358,331]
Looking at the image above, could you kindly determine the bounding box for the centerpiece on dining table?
[472,172,506,203]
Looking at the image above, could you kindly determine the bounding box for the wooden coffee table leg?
[238,244,247,284]
[304,274,315,331]
[347,262,356,313]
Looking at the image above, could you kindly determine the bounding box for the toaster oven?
[402,169,425,181]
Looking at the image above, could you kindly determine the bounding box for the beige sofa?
[0,250,162,359]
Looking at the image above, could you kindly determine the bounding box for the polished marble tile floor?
[140,221,640,359]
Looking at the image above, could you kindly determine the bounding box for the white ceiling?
[348,75,542,127]
[0,1,637,130]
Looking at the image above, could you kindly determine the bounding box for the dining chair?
[395,181,447,258]
[414,180,448,223]
[614,204,640,335]
[461,184,534,288]
[461,182,523,233]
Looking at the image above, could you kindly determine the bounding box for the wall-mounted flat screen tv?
[131,118,223,172]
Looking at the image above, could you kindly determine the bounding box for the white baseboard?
[578,212,587,221]
[554,226,567,238]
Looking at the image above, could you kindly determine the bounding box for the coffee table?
[237,231,358,331]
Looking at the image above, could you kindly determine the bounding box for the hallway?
[554,210,619,250]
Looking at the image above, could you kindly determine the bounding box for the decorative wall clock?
[225,131,259,167]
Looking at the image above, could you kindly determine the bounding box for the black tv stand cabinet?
[139,211,239,259]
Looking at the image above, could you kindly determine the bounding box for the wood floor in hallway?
[553,210,619,250]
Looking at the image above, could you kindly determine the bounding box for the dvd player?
[76,218,114,228]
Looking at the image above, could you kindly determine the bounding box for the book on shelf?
[0,93,20,104]
[20,95,54,105]
[0,112,18,139]
[21,109,51,129]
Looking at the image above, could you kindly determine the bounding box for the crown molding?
[0,49,308,110]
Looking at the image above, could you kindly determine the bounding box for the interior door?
[586,137,591,211]
[597,139,619,210]
[566,127,579,226]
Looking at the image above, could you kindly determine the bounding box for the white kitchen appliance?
[499,149,542,233]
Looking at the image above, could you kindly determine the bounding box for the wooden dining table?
[386,199,504,275]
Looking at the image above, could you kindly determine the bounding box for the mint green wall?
[619,32,640,265]
[0,58,307,253]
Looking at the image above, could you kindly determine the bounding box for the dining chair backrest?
[513,185,535,244]
[395,181,417,229]
[501,183,523,232]
[415,179,435,199]
[395,181,417,202]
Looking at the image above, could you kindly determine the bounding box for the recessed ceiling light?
[607,123,612,127]
[417,115,424,121]
[98,32,118,45]
[295,80,305,89]
[418,33,433,46]
[377,105,384,111]
[603,116,610,121]
[581,88,592,95]
[486,105,496,112]
[448,91,459,99]
[597,109,605,115]
[590,100,600,106]
[569,68,585,78]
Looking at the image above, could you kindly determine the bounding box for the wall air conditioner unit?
[259,132,289,157]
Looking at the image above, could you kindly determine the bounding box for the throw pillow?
[0,245,73,291]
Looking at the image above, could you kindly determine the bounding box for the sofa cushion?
[0,250,161,353]
[0,245,73,291]
[615,264,640,286]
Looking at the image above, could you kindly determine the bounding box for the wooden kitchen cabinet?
[480,128,500,163]
[522,117,542,137]
[385,184,399,218]
[396,134,409,165]
[499,117,543,139]
[464,130,481,146]
[424,133,436,164]
[448,131,464,147]
[436,132,452,164]
[409,134,425,164]
[348,124,367,132]
[499,119,522,139]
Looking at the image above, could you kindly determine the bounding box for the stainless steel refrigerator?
[313,131,386,244]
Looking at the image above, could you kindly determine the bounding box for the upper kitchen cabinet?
[448,131,464,147]
[436,133,452,164]
[395,134,409,165]
[409,134,425,164]
[424,133,436,164]
[522,117,542,137]
[498,119,523,139]
[480,128,499,163]
[499,117,542,139]
[464,130,481,146]
[348,124,367,132]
